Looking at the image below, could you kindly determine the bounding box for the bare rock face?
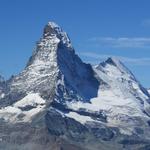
[148,89,150,94]
[0,76,6,99]
[0,22,150,150]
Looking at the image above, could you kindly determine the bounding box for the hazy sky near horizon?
[0,0,150,87]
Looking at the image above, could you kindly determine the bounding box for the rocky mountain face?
[0,22,150,150]
[148,89,150,94]
[0,75,5,99]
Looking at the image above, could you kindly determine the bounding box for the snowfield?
[0,93,46,122]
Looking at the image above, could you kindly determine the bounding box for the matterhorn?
[0,22,150,150]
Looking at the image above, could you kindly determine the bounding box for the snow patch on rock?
[14,93,45,107]
[65,111,95,124]
[0,93,46,123]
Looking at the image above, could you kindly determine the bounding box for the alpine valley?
[0,22,150,150]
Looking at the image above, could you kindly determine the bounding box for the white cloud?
[89,37,150,48]
[80,52,150,66]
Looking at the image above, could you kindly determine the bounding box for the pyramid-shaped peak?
[98,56,134,76]
[6,21,99,106]
[100,56,128,71]
[43,21,64,37]
[105,57,122,67]
[47,22,60,28]
[43,21,72,49]
[44,22,61,35]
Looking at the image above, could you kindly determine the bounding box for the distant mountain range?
[0,22,150,150]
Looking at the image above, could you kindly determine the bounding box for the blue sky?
[0,0,150,87]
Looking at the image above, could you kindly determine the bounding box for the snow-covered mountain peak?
[1,22,150,149]
[97,57,136,82]
[65,59,150,136]
[47,21,59,28]
[106,57,128,74]
[101,57,128,72]
[105,57,122,67]
[43,21,61,37]
[0,22,99,109]
[43,21,72,49]
[26,21,75,69]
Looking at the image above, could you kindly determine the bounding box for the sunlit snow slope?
[64,57,150,135]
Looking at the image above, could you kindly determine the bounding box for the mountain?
[0,22,99,150]
[62,57,150,134]
[0,75,5,99]
[0,22,99,122]
[148,89,150,94]
[94,57,150,133]
[0,22,150,150]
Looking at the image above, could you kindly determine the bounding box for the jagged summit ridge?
[0,21,99,108]
[105,57,124,68]
[105,57,120,65]
[27,22,73,67]
[43,21,72,49]
[99,57,135,79]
